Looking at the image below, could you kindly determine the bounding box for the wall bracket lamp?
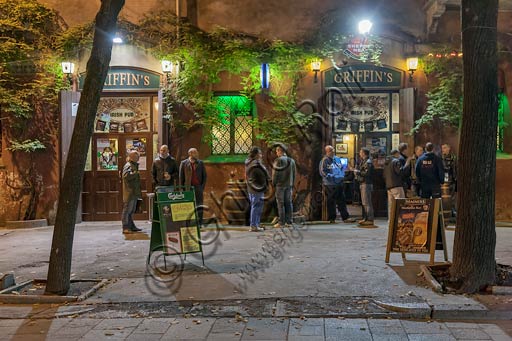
[407,57,418,82]
[311,60,321,83]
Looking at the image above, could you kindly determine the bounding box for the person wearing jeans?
[319,145,356,223]
[355,148,374,226]
[245,147,270,232]
[272,144,296,228]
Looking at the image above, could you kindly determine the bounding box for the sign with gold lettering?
[79,67,161,91]
[324,64,402,89]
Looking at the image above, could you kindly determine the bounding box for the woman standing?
[245,146,270,232]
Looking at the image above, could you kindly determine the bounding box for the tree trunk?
[45,0,125,295]
[450,0,498,293]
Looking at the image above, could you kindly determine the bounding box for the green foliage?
[411,52,463,133]
[7,139,46,153]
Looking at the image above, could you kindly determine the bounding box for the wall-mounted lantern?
[61,62,74,86]
[406,57,418,82]
[358,19,373,35]
[311,60,321,83]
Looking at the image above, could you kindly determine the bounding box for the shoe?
[130,227,143,232]
[122,229,135,234]
[274,223,283,228]
[343,218,356,223]
[357,219,366,225]
[271,216,279,225]
[249,226,264,232]
[359,220,374,226]
[285,223,293,228]
[329,220,336,224]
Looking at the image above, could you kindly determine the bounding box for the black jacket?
[272,155,296,188]
[415,152,444,191]
[245,158,270,194]
[179,158,207,191]
[357,157,374,185]
[383,156,403,189]
[151,155,178,187]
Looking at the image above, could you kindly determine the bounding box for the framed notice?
[385,198,447,265]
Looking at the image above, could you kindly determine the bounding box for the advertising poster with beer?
[391,199,433,253]
[386,198,446,265]
[155,189,202,255]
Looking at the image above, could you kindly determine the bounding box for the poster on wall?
[331,94,390,133]
[94,97,151,133]
[96,138,118,171]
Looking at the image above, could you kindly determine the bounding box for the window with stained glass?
[211,95,254,155]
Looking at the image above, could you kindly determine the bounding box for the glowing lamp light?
[260,63,270,89]
[358,20,373,35]
[161,60,173,73]
[61,62,74,74]
[311,60,321,83]
[407,57,418,82]
[113,36,123,44]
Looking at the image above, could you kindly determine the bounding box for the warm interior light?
[343,135,351,142]
[358,20,373,34]
[61,62,74,74]
[406,57,418,71]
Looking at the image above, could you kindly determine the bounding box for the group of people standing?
[121,141,457,233]
[121,145,207,234]
[384,142,457,218]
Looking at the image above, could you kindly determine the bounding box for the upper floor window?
[211,95,253,155]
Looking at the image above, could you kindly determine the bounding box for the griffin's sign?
[79,67,161,91]
[324,64,403,89]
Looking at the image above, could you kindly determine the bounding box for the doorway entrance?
[82,134,153,221]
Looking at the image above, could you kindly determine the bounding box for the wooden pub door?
[82,133,153,221]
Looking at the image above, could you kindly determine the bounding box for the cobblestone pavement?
[0,317,510,341]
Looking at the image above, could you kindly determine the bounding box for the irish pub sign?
[78,67,161,91]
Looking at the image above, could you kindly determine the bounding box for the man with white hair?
[179,148,207,226]
[121,150,143,234]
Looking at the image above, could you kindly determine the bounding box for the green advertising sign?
[324,64,403,89]
[150,187,203,257]
[79,67,161,91]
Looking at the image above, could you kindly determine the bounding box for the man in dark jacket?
[245,146,270,232]
[383,150,405,219]
[179,148,207,226]
[121,150,143,234]
[152,145,178,188]
[319,145,355,223]
[272,144,296,228]
[398,142,411,194]
[415,142,444,198]
[355,148,374,226]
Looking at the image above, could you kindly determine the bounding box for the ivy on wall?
[57,11,383,144]
[411,50,463,133]
[0,0,68,220]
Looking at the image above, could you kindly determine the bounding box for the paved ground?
[0,217,511,340]
[0,317,511,340]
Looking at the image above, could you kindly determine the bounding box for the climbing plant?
[0,0,67,219]
[411,51,463,133]
[57,11,383,144]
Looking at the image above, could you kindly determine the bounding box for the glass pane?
[97,138,118,171]
[211,124,230,155]
[234,116,252,154]
[85,140,92,171]
[126,137,147,170]
[95,97,151,133]
[333,93,390,133]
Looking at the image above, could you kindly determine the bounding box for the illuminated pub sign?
[78,67,161,91]
[324,64,403,90]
